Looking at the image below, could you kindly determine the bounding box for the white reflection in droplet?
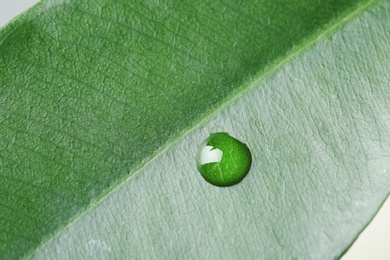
[200,146,223,165]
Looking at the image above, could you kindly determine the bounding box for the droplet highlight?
[196,132,252,187]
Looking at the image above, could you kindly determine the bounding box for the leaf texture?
[0,0,389,258]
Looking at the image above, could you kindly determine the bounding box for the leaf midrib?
[24,0,376,257]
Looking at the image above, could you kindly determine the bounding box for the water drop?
[196,132,252,187]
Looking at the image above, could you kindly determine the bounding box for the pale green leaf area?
[0,0,389,258]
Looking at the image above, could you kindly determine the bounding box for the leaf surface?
[0,0,389,258]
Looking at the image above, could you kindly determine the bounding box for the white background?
[0,1,389,259]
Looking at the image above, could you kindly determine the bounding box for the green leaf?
[1,0,389,258]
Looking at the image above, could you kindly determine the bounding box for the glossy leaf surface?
[1,0,389,258]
